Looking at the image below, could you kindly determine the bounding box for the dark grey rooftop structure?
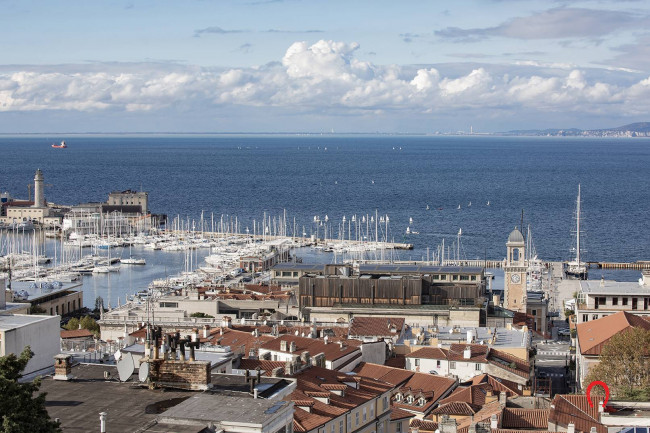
[359,264,483,275]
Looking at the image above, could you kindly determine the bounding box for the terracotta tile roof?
[392,372,457,414]
[237,358,286,375]
[285,365,395,432]
[349,317,405,338]
[493,430,550,433]
[390,406,416,421]
[549,394,606,433]
[384,355,406,369]
[437,383,492,407]
[447,344,489,363]
[204,327,274,357]
[261,334,360,362]
[406,347,449,360]
[502,408,549,429]
[60,329,94,339]
[577,311,650,356]
[353,362,414,387]
[410,419,439,432]
[487,349,531,378]
[128,327,147,339]
[430,401,480,416]
[455,400,503,432]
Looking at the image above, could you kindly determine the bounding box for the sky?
[1,0,650,133]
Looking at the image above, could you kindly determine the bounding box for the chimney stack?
[490,414,498,429]
[53,354,73,381]
[463,346,472,359]
[289,341,296,353]
[499,391,507,406]
[280,340,288,352]
[203,325,210,339]
[567,422,575,433]
[191,328,198,342]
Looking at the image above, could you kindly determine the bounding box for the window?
[613,297,618,306]
[433,274,439,280]
[383,395,388,410]
[623,297,628,306]
[347,414,351,431]
[632,298,638,310]
[531,309,537,316]
[370,404,374,418]
[475,363,482,371]
[450,361,456,369]
[592,314,599,321]
[582,314,588,322]
[436,360,441,368]
[471,275,477,281]
[452,275,459,281]
[460,275,469,281]
[440,275,447,281]
[339,420,343,433]
[363,407,367,422]
[331,424,335,433]
[414,358,420,367]
[355,411,359,426]
[396,421,402,433]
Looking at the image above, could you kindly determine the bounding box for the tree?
[93,297,105,313]
[584,327,650,400]
[79,316,100,336]
[189,312,214,318]
[0,347,61,433]
[64,318,79,331]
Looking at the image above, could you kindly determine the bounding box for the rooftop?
[580,279,650,295]
[0,313,57,331]
[577,311,650,356]
[359,264,483,275]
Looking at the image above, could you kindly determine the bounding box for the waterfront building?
[575,311,650,389]
[10,281,83,316]
[107,189,148,215]
[0,169,62,226]
[574,271,650,324]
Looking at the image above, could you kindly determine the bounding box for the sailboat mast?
[576,184,581,265]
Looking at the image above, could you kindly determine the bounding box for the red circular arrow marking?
[585,380,610,408]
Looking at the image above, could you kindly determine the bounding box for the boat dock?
[587,261,650,270]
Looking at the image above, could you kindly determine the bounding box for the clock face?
[510,274,521,283]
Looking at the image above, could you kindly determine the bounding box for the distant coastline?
[0,122,649,137]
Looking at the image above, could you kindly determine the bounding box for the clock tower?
[503,227,527,312]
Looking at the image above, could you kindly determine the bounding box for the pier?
[587,261,650,270]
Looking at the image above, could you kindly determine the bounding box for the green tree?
[64,318,79,331]
[584,327,650,400]
[189,312,214,318]
[0,346,61,433]
[79,316,100,336]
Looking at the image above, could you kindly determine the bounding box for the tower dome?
[507,227,524,244]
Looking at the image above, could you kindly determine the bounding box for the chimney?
[598,399,604,413]
[567,422,575,433]
[463,346,472,359]
[285,359,294,375]
[300,351,310,365]
[499,391,507,406]
[289,341,296,353]
[492,294,500,306]
[468,423,477,433]
[490,414,498,429]
[590,428,597,433]
[53,354,73,381]
[439,414,457,433]
[271,367,284,377]
[99,412,107,433]
[280,340,288,352]
[221,316,232,328]
[203,325,210,339]
[191,328,198,342]
[324,335,329,345]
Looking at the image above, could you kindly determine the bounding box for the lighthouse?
[33,169,45,208]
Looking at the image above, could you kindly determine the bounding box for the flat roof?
[11,281,82,302]
[160,393,292,426]
[271,263,324,272]
[580,280,650,295]
[0,314,57,331]
[359,264,483,274]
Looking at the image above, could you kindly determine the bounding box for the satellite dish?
[117,352,135,382]
[139,362,150,383]
[114,349,122,361]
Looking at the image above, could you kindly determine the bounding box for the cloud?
[435,8,643,42]
[603,34,650,71]
[194,26,246,37]
[264,29,324,34]
[235,43,253,54]
[399,33,421,43]
[1,39,649,127]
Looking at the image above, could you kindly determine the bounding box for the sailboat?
[121,243,146,265]
[566,185,588,280]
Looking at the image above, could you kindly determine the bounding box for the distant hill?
[500,122,650,137]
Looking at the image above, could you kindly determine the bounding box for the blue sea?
[1,135,649,307]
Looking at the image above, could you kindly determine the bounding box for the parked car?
[558,328,571,337]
